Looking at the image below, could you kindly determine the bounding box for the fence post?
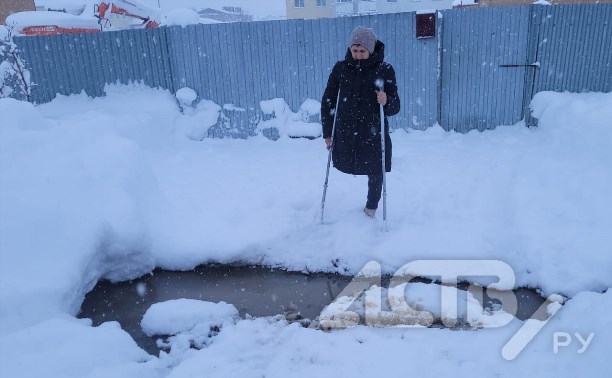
[522,5,543,127]
[436,10,444,131]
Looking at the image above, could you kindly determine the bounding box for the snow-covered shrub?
[174,98,222,141]
[0,25,32,102]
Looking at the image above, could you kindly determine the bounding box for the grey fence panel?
[16,28,174,104]
[302,19,318,109]
[167,24,192,90]
[404,12,438,130]
[13,12,438,133]
[10,5,610,135]
[164,14,438,137]
[533,4,612,95]
[249,21,264,113]
[440,6,530,132]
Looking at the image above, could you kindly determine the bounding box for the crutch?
[320,89,341,224]
[377,81,388,231]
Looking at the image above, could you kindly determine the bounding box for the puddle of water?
[78,265,352,354]
[78,264,549,355]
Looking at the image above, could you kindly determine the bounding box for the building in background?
[455,0,612,7]
[198,6,253,22]
[335,0,377,16]
[286,0,454,19]
[1,0,35,24]
[288,0,612,18]
[286,0,335,19]
[374,0,453,13]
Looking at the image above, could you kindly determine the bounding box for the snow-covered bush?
[257,98,322,139]
[0,25,32,102]
[174,98,222,141]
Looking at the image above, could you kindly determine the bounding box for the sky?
[35,0,288,19]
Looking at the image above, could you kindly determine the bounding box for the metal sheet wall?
[13,12,438,137]
[164,12,438,137]
[16,28,174,103]
[10,4,611,136]
[439,6,531,132]
[532,4,612,94]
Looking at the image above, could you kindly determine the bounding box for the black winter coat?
[321,40,400,175]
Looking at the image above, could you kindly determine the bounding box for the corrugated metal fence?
[12,4,612,136]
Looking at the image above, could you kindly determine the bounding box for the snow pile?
[175,86,198,108]
[140,299,239,364]
[5,11,100,32]
[0,85,611,377]
[0,96,46,128]
[34,0,287,22]
[0,317,157,378]
[320,282,516,329]
[257,98,322,138]
[0,84,178,332]
[390,283,517,328]
[174,88,322,140]
[162,8,203,27]
[162,8,223,26]
[164,290,611,377]
[37,0,94,15]
[141,299,238,337]
[173,87,223,140]
[174,98,221,140]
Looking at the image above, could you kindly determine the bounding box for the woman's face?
[351,45,370,60]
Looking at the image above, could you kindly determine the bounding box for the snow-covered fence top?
[10,4,612,135]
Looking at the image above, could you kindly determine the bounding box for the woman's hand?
[325,137,331,150]
[376,90,387,106]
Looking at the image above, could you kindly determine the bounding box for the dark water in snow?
[78,264,549,355]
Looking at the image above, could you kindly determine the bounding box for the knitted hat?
[348,26,377,53]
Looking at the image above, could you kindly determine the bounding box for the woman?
[321,26,400,218]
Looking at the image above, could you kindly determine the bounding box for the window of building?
[294,0,304,7]
[317,0,327,6]
[387,0,398,2]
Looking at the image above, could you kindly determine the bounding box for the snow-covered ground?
[0,85,610,377]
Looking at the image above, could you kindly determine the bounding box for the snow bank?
[163,8,204,27]
[5,11,100,32]
[165,289,611,377]
[0,316,159,378]
[175,87,197,107]
[0,85,178,331]
[1,87,610,326]
[141,299,238,336]
[258,98,322,138]
[320,282,516,329]
[173,87,222,140]
[0,85,611,377]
